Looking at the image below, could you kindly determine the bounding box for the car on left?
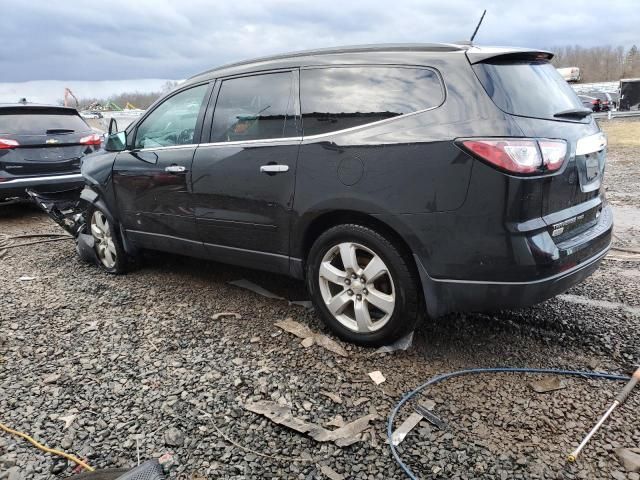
[0,103,102,202]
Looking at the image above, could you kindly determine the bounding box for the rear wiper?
[553,108,592,119]
[46,129,75,134]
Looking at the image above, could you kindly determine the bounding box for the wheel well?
[301,210,415,266]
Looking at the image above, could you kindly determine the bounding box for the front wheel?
[306,224,421,347]
[87,207,127,274]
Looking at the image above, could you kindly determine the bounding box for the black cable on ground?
[387,367,632,480]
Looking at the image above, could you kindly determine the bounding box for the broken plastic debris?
[318,464,345,480]
[320,391,342,404]
[228,279,283,299]
[18,276,36,281]
[375,331,414,353]
[288,300,314,309]
[275,318,349,357]
[211,312,242,320]
[414,404,447,430]
[58,414,76,430]
[244,400,376,447]
[530,377,566,393]
[391,412,423,446]
[615,448,640,472]
[368,371,386,385]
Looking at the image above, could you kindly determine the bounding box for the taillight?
[591,100,598,104]
[460,138,567,174]
[80,134,101,146]
[0,138,19,149]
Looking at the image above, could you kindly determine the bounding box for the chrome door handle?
[260,164,289,174]
[165,165,186,173]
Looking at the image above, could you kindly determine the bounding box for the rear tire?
[87,206,128,274]
[306,224,421,347]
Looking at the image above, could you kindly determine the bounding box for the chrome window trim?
[301,105,440,142]
[134,143,199,153]
[198,136,303,148]
[2,173,83,184]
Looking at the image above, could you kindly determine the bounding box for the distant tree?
[549,44,640,82]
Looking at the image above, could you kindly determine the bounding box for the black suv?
[0,104,101,202]
[36,44,612,346]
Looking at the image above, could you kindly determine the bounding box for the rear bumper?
[416,204,613,317]
[0,173,84,198]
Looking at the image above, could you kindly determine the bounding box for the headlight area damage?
[27,187,102,266]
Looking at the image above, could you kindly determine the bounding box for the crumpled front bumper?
[26,187,100,265]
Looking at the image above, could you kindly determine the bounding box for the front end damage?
[26,187,100,265]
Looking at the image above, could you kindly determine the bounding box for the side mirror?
[105,131,127,152]
[108,118,119,135]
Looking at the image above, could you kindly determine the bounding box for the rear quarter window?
[0,111,91,135]
[301,66,444,136]
[472,60,585,120]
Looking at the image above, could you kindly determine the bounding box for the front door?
[192,71,301,274]
[113,83,211,254]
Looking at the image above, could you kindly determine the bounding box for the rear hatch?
[469,51,606,235]
[0,106,98,177]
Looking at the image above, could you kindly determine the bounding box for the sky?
[1,0,639,83]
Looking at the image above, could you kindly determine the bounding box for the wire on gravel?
[387,367,632,480]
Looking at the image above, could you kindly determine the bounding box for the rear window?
[0,111,90,135]
[472,60,585,120]
[301,66,444,136]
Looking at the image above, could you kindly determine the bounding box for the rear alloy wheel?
[307,224,421,346]
[318,242,395,333]
[89,208,126,273]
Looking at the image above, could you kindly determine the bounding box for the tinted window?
[135,84,208,149]
[0,112,90,135]
[211,72,298,143]
[301,67,443,136]
[473,60,584,120]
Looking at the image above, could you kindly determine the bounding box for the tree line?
[549,45,640,83]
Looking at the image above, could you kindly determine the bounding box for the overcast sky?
[2,0,639,82]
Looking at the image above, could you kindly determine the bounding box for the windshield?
[472,60,585,120]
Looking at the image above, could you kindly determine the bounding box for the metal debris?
[414,404,447,430]
[275,318,349,357]
[391,412,423,446]
[211,312,242,320]
[368,371,386,385]
[530,377,567,393]
[244,400,377,447]
[228,279,283,299]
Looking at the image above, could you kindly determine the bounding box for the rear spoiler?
[0,105,80,115]
[466,46,553,64]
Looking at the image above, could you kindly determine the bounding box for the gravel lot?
[1,121,639,479]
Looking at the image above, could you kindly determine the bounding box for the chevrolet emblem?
[46,138,60,144]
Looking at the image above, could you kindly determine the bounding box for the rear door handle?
[260,164,289,174]
[165,165,187,173]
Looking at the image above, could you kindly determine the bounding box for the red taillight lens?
[0,138,19,149]
[591,100,598,104]
[80,134,101,146]
[460,138,567,175]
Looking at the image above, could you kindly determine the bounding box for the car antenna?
[469,9,487,43]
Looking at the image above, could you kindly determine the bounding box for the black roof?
[186,43,552,85]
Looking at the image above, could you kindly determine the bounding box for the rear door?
[0,107,97,178]
[192,70,301,274]
[471,57,605,218]
[112,83,211,252]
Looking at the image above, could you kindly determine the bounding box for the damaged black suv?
[32,44,612,346]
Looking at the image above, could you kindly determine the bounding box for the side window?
[301,67,444,136]
[134,84,208,149]
[211,72,298,143]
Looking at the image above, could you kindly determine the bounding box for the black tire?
[86,205,128,274]
[306,224,422,347]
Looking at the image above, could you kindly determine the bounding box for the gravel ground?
[0,142,639,479]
